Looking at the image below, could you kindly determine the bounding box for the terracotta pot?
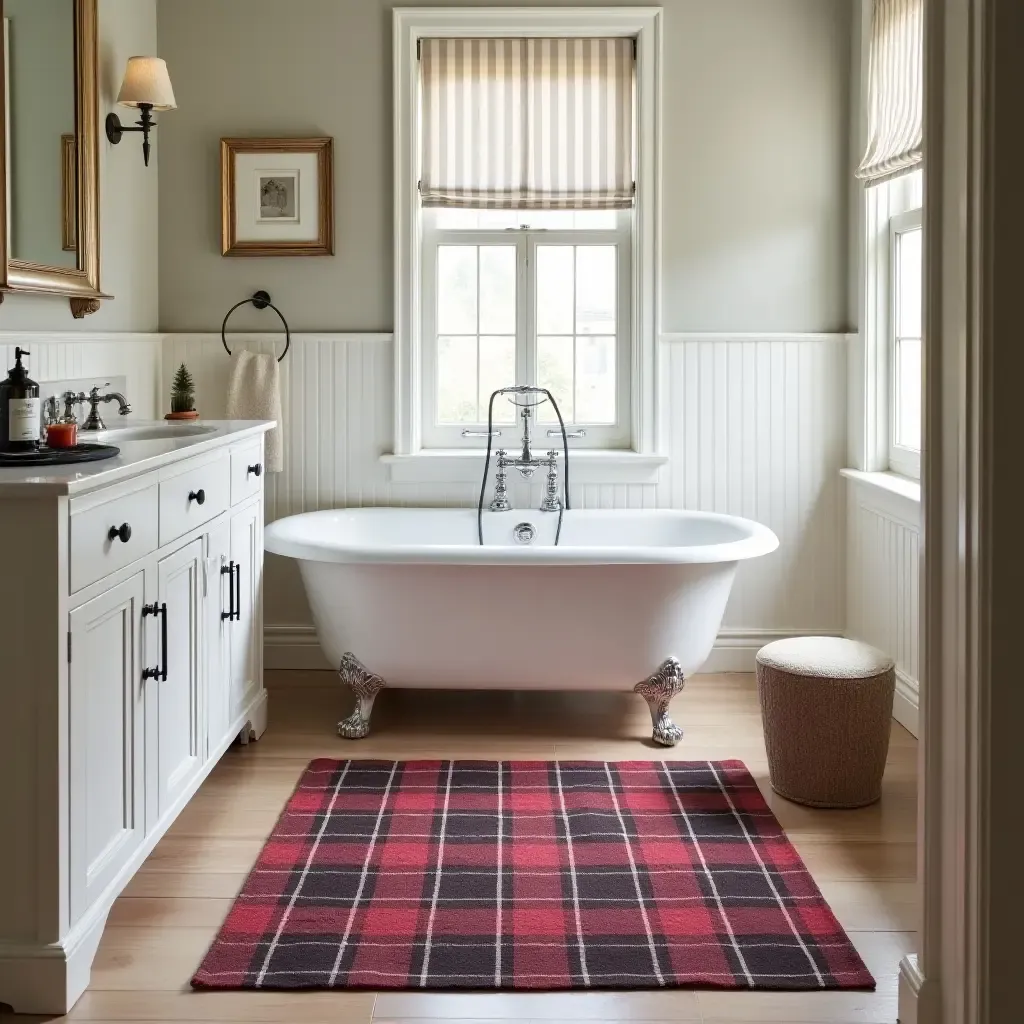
[164,410,199,421]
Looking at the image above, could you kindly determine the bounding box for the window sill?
[841,468,921,524]
[381,449,668,485]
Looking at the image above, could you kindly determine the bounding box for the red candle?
[47,422,78,449]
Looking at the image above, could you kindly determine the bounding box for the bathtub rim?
[264,507,780,566]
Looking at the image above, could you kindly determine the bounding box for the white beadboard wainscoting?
[161,331,850,675]
[0,333,162,420]
[843,471,922,736]
[660,334,849,642]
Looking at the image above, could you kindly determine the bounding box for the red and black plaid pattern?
[193,759,874,991]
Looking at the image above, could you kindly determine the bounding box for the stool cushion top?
[756,636,895,679]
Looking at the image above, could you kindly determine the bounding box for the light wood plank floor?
[28,671,917,1024]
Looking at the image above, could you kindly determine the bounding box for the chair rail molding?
[659,331,853,344]
[0,332,161,344]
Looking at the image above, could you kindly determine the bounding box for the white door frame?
[909,0,1019,1021]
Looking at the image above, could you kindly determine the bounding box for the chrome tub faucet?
[469,385,581,543]
[466,401,584,514]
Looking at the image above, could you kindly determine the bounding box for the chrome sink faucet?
[81,385,132,430]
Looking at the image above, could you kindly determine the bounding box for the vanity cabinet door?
[205,519,232,756]
[68,571,146,926]
[147,538,204,829]
[229,499,263,720]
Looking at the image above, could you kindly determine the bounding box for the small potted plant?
[165,363,199,421]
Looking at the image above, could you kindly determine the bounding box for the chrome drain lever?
[513,522,536,544]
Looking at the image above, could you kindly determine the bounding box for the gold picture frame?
[220,137,334,257]
[61,133,76,251]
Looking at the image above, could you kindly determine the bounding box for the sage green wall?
[157,0,852,334]
[0,0,159,331]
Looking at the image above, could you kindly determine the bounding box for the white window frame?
[389,7,664,483]
[421,210,633,449]
[855,168,923,481]
[888,208,922,479]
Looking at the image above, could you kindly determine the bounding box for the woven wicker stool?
[756,636,896,808]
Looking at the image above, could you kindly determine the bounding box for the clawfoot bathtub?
[264,508,778,745]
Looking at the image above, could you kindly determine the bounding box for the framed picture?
[61,134,76,251]
[220,137,333,257]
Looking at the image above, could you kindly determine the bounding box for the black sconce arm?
[105,104,157,166]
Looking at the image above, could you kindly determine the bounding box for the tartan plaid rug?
[192,759,874,992]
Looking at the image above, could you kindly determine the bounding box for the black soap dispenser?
[0,347,42,453]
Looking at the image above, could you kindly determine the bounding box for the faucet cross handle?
[489,450,512,512]
[540,451,562,512]
[62,390,87,421]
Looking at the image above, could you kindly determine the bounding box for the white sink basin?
[92,423,218,443]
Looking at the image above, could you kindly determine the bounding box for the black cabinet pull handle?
[221,561,236,621]
[234,561,242,621]
[158,602,168,680]
[142,604,157,679]
[247,463,262,477]
[142,602,168,681]
[188,488,206,505]
[108,522,132,543]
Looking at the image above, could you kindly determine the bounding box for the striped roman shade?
[419,37,635,209]
[856,0,924,184]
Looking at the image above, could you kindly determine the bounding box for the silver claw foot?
[634,657,686,747]
[337,653,387,739]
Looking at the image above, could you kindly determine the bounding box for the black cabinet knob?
[188,488,206,505]
[247,463,262,477]
[108,523,132,543]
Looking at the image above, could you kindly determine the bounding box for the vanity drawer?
[70,484,159,592]
[230,439,265,505]
[159,452,229,546]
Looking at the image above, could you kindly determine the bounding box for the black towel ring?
[221,290,291,362]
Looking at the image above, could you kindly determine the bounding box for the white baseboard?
[699,628,840,673]
[263,625,843,676]
[264,625,333,671]
[892,669,920,738]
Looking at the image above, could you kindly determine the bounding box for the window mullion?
[475,245,482,421]
[571,244,578,417]
[422,228,439,439]
[521,232,534,390]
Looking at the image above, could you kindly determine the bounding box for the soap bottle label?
[9,397,41,442]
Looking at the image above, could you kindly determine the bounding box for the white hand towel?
[226,351,284,472]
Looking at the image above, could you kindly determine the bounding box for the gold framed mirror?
[0,0,105,318]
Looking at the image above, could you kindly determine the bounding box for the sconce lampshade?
[116,57,177,111]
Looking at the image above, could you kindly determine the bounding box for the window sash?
[889,207,922,479]
[421,210,632,449]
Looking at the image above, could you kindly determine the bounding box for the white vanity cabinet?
[229,499,264,720]
[0,421,272,1016]
[68,571,147,926]
[149,537,205,827]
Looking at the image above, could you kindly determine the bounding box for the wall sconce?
[105,57,177,167]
